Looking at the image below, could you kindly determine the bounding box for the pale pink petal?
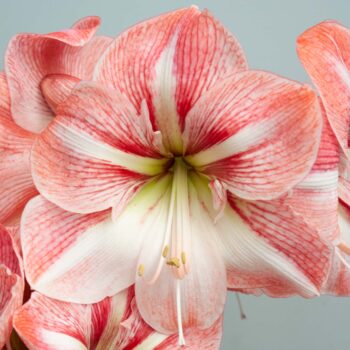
[297,21,350,162]
[322,251,350,296]
[191,174,331,297]
[0,72,11,121]
[0,225,24,349]
[322,201,350,295]
[40,74,81,112]
[32,82,168,214]
[0,116,37,223]
[184,70,322,201]
[5,16,112,133]
[95,7,247,153]
[135,180,226,334]
[22,178,172,303]
[338,151,350,205]
[285,114,340,241]
[0,267,23,349]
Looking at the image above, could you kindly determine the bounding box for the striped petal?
[191,174,331,297]
[322,201,350,295]
[0,72,11,121]
[5,16,112,133]
[0,113,37,223]
[14,288,222,350]
[94,6,247,154]
[285,112,340,241]
[184,70,322,201]
[32,82,168,214]
[297,21,350,163]
[40,74,81,112]
[0,225,24,349]
[339,151,350,205]
[21,177,172,303]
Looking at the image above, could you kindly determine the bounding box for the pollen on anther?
[138,264,145,277]
[181,252,187,265]
[162,245,169,258]
[167,257,181,268]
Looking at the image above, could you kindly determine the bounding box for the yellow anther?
[138,264,145,277]
[162,245,169,258]
[166,257,181,268]
[181,252,187,265]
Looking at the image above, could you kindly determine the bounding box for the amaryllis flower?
[21,7,331,342]
[295,21,350,294]
[0,16,112,224]
[13,287,222,349]
[0,225,24,348]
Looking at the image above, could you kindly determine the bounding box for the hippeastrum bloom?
[0,16,111,224]
[13,287,222,349]
[21,7,331,341]
[296,21,350,294]
[0,225,24,348]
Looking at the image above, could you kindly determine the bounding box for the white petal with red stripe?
[184,70,322,201]
[32,82,168,214]
[94,7,247,154]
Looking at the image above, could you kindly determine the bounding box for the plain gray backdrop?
[1,1,350,349]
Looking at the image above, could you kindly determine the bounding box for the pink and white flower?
[0,225,24,348]
[295,20,350,294]
[0,16,112,225]
[13,287,222,349]
[19,6,332,342]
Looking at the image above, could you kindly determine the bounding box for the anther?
[166,257,181,268]
[138,264,145,277]
[162,245,169,258]
[181,252,187,265]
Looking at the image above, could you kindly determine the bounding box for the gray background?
[1,1,350,349]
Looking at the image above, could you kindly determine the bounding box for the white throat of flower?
[138,157,191,345]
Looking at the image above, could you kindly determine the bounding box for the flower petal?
[184,70,322,200]
[339,151,350,205]
[32,82,168,214]
[0,267,23,349]
[0,225,24,349]
[0,116,37,223]
[285,114,340,241]
[5,16,112,133]
[94,7,247,153]
[0,72,11,121]
[135,179,226,334]
[297,21,350,161]
[22,177,172,303]
[40,74,81,112]
[191,174,331,297]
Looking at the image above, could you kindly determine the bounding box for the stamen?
[167,257,181,268]
[181,252,187,265]
[138,264,145,277]
[176,279,186,346]
[162,245,170,258]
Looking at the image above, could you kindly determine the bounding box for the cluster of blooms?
[1,5,350,350]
